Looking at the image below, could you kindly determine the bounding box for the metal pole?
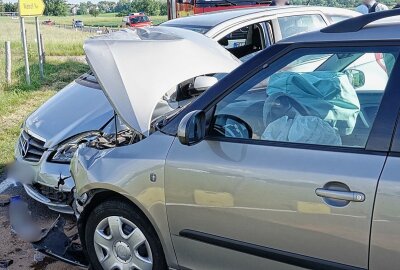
[40,34,45,64]
[35,17,44,79]
[19,16,30,85]
[5,41,11,85]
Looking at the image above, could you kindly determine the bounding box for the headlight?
[49,132,100,163]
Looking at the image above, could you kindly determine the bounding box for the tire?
[85,199,168,270]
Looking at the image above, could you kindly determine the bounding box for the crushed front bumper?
[10,146,75,214]
[23,184,74,214]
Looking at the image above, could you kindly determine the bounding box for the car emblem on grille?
[20,137,30,158]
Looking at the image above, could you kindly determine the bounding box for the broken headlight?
[49,132,100,163]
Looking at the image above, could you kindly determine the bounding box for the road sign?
[18,0,45,17]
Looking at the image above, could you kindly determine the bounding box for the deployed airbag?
[262,114,342,146]
[267,71,360,135]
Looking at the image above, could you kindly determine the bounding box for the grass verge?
[0,16,91,173]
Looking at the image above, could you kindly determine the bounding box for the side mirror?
[178,110,206,146]
[193,76,218,92]
[211,114,253,139]
[345,69,365,89]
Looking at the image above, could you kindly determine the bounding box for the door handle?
[315,188,365,202]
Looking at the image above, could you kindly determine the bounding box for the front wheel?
[85,200,167,270]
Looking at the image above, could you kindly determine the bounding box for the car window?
[329,15,353,23]
[218,23,265,59]
[210,48,398,149]
[130,17,139,23]
[278,15,326,39]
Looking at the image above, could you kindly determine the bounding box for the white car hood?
[84,27,241,136]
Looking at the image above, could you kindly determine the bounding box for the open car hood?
[84,27,241,136]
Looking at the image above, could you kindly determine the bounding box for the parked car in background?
[8,6,360,214]
[74,20,84,28]
[25,9,400,270]
[162,6,360,58]
[125,12,152,28]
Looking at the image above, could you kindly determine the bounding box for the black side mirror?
[211,114,253,139]
[178,110,206,146]
[345,69,366,89]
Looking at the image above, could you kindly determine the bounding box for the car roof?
[162,6,359,29]
[281,17,400,44]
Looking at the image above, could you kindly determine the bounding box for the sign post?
[19,16,30,85]
[18,0,45,84]
[35,17,44,79]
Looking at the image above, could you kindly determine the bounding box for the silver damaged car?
[62,11,400,270]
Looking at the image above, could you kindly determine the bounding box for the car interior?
[219,24,265,59]
[211,51,398,148]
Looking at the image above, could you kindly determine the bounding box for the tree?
[115,0,132,16]
[159,0,167,15]
[89,6,100,16]
[44,0,68,16]
[0,1,4,13]
[97,1,116,13]
[131,0,160,16]
[77,2,89,14]
[4,2,17,12]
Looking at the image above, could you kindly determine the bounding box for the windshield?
[130,16,148,24]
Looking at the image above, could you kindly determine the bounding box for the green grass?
[0,13,167,172]
[25,13,168,27]
[0,16,91,173]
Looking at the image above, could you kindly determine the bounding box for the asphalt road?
[0,173,79,270]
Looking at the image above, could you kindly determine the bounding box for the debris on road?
[0,259,13,268]
[33,251,45,263]
[0,195,10,207]
[32,217,88,268]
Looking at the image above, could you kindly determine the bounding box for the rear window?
[278,14,327,39]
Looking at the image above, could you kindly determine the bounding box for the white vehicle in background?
[9,6,360,214]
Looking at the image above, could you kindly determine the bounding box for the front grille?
[18,130,46,162]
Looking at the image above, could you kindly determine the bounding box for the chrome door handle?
[315,189,365,202]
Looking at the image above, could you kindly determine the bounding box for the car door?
[165,45,400,269]
[370,88,400,270]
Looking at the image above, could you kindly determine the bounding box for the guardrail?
[0,12,19,17]
[45,23,121,34]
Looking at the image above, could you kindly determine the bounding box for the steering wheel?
[213,114,253,139]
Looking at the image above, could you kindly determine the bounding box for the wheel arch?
[77,188,177,267]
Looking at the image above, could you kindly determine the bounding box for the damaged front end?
[9,196,89,268]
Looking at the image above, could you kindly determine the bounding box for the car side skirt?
[179,229,365,270]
